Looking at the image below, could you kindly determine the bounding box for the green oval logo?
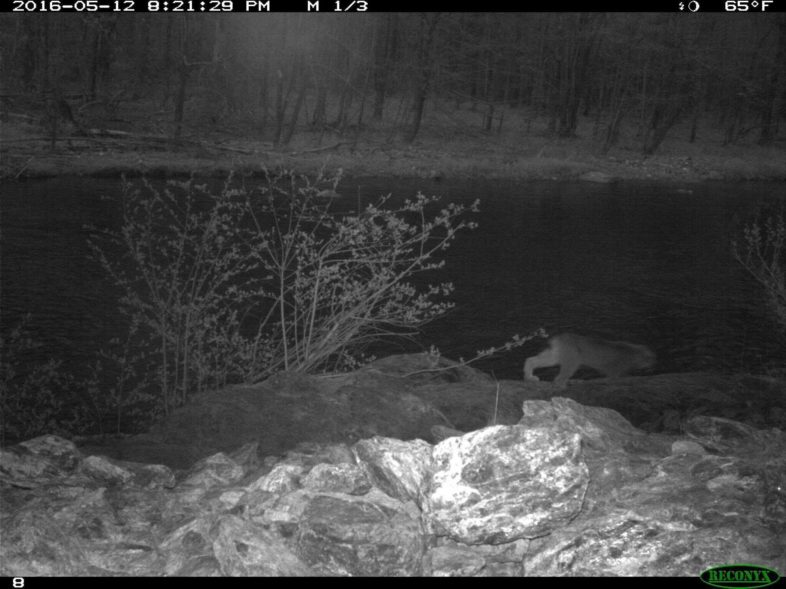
[700,564,781,589]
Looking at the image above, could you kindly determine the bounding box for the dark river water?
[1,176,784,383]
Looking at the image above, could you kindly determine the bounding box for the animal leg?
[523,347,558,382]
[553,358,580,389]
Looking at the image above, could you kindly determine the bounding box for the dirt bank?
[3,118,785,183]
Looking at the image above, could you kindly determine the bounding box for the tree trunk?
[88,27,100,101]
[162,17,173,108]
[41,15,50,93]
[312,84,327,128]
[406,14,440,144]
[689,103,700,144]
[173,58,188,141]
[643,104,681,155]
[373,14,397,120]
[335,80,352,132]
[19,18,37,89]
[258,46,270,136]
[282,61,307,146]
[601,68,628,154]
[759,16,786,145]
[88,16,116,101]
[272,68,286,146]
[134,17,150,87]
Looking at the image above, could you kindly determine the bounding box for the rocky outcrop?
[72,356,786,473]
[74,354,534,469]
[2,395,784,576]
[425,424,587,545]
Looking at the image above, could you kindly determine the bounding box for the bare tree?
[372,14,398,120]
[406,13,441,144]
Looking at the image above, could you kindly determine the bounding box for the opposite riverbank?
[3,112,785,184]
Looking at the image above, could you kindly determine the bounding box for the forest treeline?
[1,13,785,154]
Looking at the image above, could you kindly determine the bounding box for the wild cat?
[523,333,656,389]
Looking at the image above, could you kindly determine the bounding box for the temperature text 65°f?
[725,0,774,10]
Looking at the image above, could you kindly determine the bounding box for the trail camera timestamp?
[11,0,369,9]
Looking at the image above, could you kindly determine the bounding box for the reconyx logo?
[700,564,781,589]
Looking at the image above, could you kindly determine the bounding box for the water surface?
[2,176,783,382]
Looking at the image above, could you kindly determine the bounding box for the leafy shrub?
[733,207,786,338]
[90,170,479,419]
[90,175,259,417]
[0,316,70,443]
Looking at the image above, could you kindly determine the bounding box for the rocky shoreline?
[1,354,784,576]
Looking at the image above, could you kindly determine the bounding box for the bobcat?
[523,333,656,389]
